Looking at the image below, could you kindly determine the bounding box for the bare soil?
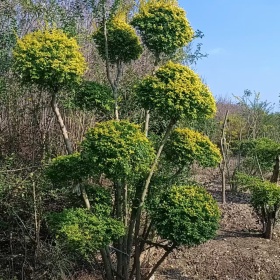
[156,175,280,280]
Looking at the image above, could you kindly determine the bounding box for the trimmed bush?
[136,61,216,121]
[81,120,155,181]
[46,153,89,185]
[150,185,220,246]
[235,173,280,239]
[48,208,124,257]
[93,18,143,64]
[131,1,194,56]
[165,128,221,167]
[13,28,86,91]
[73,80,114,113]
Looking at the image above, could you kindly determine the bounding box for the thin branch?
[139,239,170,251]
[0,165,42,173]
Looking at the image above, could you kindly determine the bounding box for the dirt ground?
[156,177,280,280]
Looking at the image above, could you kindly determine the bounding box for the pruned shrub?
[150,185,220,246]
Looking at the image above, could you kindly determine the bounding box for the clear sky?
[178,0,280,111]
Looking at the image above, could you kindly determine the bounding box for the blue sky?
[178,0,280,111]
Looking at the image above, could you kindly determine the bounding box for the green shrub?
[239,138,280,172]
[235,173,280,238]
[85,185,112,216]
[136,61,216,121]
[13,28,86,91]
[150,185,220,246]
[235,173,280,217]
[131,1,194,56]
[47,208,125,257]
[165,128,221,167]
[93,18,143,64]
[81,120,155,182]
[46,153,89,185]
[73,80,114,113]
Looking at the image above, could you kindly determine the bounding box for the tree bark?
[127,119,176,275]
[50,93,73,154]
[270,155,280,183]
[144,110,150,137]
[263,213,274,240]
[219,110,229,204]
[80,184,91,210]
[100,248,114,280]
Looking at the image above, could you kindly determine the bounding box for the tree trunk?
[80,184,91,210]
[270,155,280,183]
[263,213,274,239]
[126,119,176,276]
[50,93,73,154]
[102,4,122,121]
[143,55,160,137]
[100,248,114,280]
[144,110,150,137]
[115,183,123,279]
[219,110,229,204]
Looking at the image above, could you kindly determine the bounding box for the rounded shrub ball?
[136,61,216,122]
[13,28,86,91]
[165,128,221,167]
[93,18,143,64]
[131,2,194,56]
[150,185,220,246]
[81,120,155,181]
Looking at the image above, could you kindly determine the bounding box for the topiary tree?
[236,173,280,239]
[13,28,87,154]
[46,120,156,279]
[45,3,220,280]
[124,60,217,279]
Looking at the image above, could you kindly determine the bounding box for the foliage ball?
[48,208,124,257]
[136,61,216,121]
[239,138,280,172]
[81,120,155,181]
[131,2,194,56]
[235,173,280,233]
[150,185,220,246]
[93,18,143,64]
[165,128,221,167]
[45,153,89,185]
[73,80,114,113]
[13,29,86,91]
